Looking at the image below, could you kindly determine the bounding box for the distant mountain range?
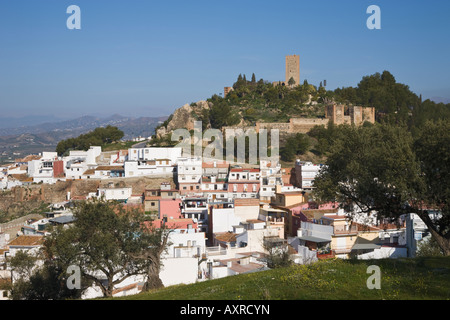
[430,97,450,104]
[0,114,168,161]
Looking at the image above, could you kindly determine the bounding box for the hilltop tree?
[280,133,311,162]
[56,126,124,156]
[288,77,296,87]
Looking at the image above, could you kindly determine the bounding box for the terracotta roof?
[8,174,33,182]
[234,199,260,207]
[322,214,346,220]
[8,236,44,247]
[95,166,124,171]
[144,218,197,230]
[202,162,230,168]
[15,155,42,163]
[83,169,96,175]
[277,191,304,196]
[0,278,12,289]
[112,282,143,295]
[218,258,266,274]
[303,209,340,215]
[214,232,237,243]
[246,219,265,224]
[230,168,260,173]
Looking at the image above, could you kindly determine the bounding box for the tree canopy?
[312,121,450,255]
[56,125,124,156]
[40,201,172,298]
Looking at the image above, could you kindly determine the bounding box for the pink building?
[227,168,260,198]
[159,199,182,220]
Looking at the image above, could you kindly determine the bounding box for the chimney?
[227,261,233,268]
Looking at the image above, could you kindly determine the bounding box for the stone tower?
[285,55,300,87]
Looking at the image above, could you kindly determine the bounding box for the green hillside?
[108,256,450,300]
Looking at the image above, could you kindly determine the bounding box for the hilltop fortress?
[224,103,376,135]
[160,54,375,139]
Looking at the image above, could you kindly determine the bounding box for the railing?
[205,246,227,256]
[317,252,335,260]
[333,226,358,235]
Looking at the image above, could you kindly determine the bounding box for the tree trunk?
[429,229,450,256]
[143,263,163,292]
[418,211,450,256]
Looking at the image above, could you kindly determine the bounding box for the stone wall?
[256,122,291,133]
[289,118,330,134]
[362,107,376,123]
[326,104,375,126]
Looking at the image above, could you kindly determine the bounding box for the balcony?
[333,225,358,235]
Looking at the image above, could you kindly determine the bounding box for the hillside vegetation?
[109,256,450,300]
[151,71,450,165]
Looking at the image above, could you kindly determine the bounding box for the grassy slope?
[109,256,450,300]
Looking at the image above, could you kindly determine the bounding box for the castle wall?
[326,104,375,126]
[351,106,364,126]
[362,107,376,124]
[289,118,330,134]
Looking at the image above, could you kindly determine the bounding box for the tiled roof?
[234,199,260,207]
[96,166,124,171]
[230,168,260,172]
[246,219,265,224]
[202,162,230,168]
[83,169,96,175]
[214,232,237,243]
[8,174,33,182]
[8,236,44,247]
[112,282,143,295]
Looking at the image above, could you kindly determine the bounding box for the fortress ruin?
[223,104,376,135]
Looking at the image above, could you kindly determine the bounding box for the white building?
[64,147,102,180]
[259,160,282,201]
[177,157,203,194]
[211,207,241,234]
[97,187,132,202]
[27,152,61,184]
[295,160,325,189]
[124,159,175,178]
[180,196,209,233]
[164,229,206,259]
[124,147,181,178]
[128,147,182,163]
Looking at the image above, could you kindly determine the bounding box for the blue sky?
[0,0,449,119]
